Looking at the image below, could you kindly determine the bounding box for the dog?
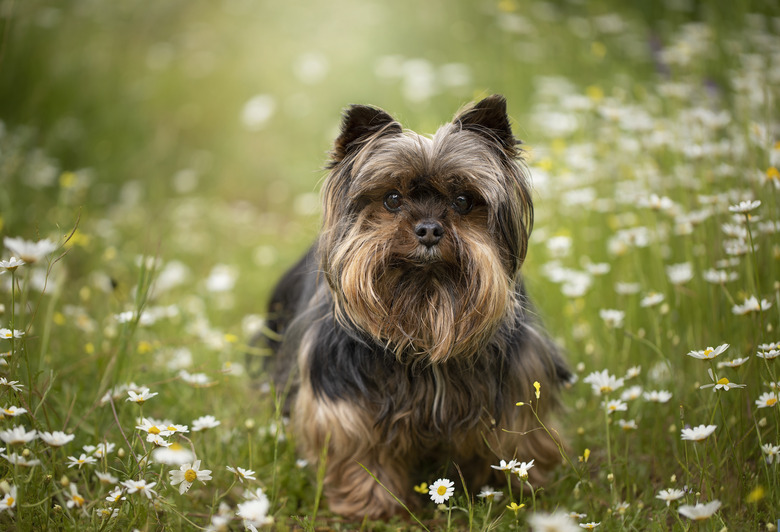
[262,94,570,519]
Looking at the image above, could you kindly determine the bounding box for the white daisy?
[39,431,76,447]
[191,415,221,431]
[755,392,779,409]
[227,465,257,483]
[656,488,685,506]
[686,343,729,361]
[121,479,158,499]
[428,478,454,505]
[169,460,213,494]
[680,424,717,441]
[643,390,672,403]
[2,237,57,264]
[0,426,37,445]
[678,499,721,520]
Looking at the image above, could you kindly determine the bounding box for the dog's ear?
[453,94,518,153]
[330,105,402,166]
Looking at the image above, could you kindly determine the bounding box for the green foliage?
[0,0,778,529]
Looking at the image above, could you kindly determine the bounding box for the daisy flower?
[640,292,665,308]
[732,296,772,315]
[178,370,213,387]
[620,385,642,401]
[599,309,625,329]
[666,262,693,285]
[755,392,778,409]
[513,460,535,480]
[2,452,40,467]
[618,419,638,431]
[0,257,25,271]
[680,424,717,441]
[192,415,221,431]
[85,442,116,458]
[67,453,98,468]
[761,443,780,463]
[39,431,76,447]
[227,465,257,483]
[717,357,749,368]
[728,199,760,213]
[583,370,624,396]
[686,343,729,361]
[528,511,580,532]
[126,388,158,404]
[656,488,685,506]
[702,268,738,284]
[2,237,57,264]
[136,418,173,436]
[0,378,24,392]
[580,523,600,530]
[95,471,118,484]
[237,488,273,528]
[490,459,518,471]
[1,406,27,417]
[152,442,195,465]
[476,486,503,502]
[428,478,454,505]
[121,479,158,499]
[643,390,672,403]
[0,426,37,445]
[756,349,780,360]
[0,329,24,340]
[170,460,213,494]
[624,366,641,379]
[678,499,721,520]
[0,485,16,513]
[146,434,172,447]
[105,487,126,503]
[699,369,745,392]
[66,484,86,509]
[603,399,628,414]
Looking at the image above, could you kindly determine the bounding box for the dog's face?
[320,95,533,363]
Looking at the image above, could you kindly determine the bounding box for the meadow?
[0,0,778,530]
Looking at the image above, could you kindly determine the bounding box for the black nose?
[415,220,444,247]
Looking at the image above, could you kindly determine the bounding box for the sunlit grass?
[0,0,779,530]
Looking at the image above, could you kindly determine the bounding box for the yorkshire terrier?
[263,94,570,519]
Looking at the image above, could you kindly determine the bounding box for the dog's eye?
[383,191,403,212]
[452,194,473,215]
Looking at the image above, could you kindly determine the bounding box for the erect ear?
[329,105,402,166]
[452,94,519,153]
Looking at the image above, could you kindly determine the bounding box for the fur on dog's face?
[319,95,533,363]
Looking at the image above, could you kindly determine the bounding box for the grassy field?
[0,0,779,530]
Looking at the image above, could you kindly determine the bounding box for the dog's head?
[319,95,533,363]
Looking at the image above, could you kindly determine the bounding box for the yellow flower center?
[716,377,729,385]
[148,426,160,434]
[6,497,13,506]
[768,397,778,407]
[3,409,11,415]
[437,485,447,496]
[73,495,85,506]
[703,348,714,357]
[184,469,198,483]
[600,385,612,393]
[167,425,177,432]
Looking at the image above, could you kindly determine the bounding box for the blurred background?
[0,0,777,320]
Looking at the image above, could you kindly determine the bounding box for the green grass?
[0,0,779,529]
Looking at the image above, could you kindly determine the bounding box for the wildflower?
[95,471,118,484]
[755,392,778,409]
[39,431,76,447]
[490,459,518,471]
[513,460,535,480]
[620,385,642,401]
[506,501,525,514]
[666,262,693,285]
[756,349,780,360]
[227,466,257,483]
[759,341,780,352]
[0,426,37,445]
[146,434,172,447]
[0,257,25,271]
[178,370,213,387]
[192,415,221,431]
[66,484,85,509]
[428,478,454,504]
[2,452,40,467]
[2,237,57,264]
[413,482,428,494]
[476,486,503,502]
[1,406,27,417]
[680,424,717,441]
[728,200,760,213]
[732,296,772,315]
[702,268,738,284]
[0,378,23,391]
[152,442,195,465]
[534,381,541,399]
[640,292,665,307]
[237,487,273,529]
[67,453,98,469]
[121,479,158,499]
[105,487,126,503]
[170,460,212,494]
[603,399,628,414]
[761,443,780,463]
[686,343,729,361]
[126,388,158,404]
[85,442,116,458]
[717,357,750,368]
[614,282,641,294]
[0,329,24,340]
[599,309,625,328]
[618,419,638,431]
[639,193,674,211]
[699,368,745,392]
[528,511,581,532]
[583,370,624,396]
[656,488,685,506]
[0,485,16,513]
[678,499,721,520]
[643,390,672,403]
[580,523,600,530]
[624,366,641,379]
